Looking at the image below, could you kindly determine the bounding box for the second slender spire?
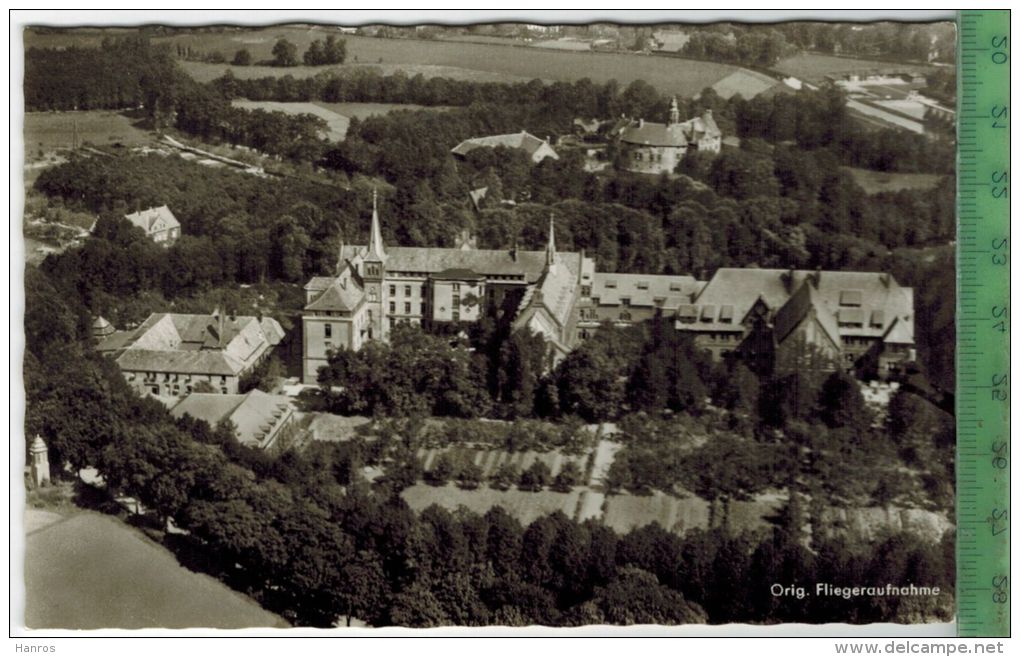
[365,188,387,263]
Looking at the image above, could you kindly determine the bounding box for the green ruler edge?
[957,8,1010,639]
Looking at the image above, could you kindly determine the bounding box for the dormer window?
[839,290,863,307]
[637,281,649,290]
[604,280,616,289]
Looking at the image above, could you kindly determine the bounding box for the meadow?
[24,509,288,629]
[27,26,741,97]
[23,110,152,159]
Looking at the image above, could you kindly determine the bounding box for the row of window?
[389,301,419,315]
[389,284,419,297]
[137,372,228,384]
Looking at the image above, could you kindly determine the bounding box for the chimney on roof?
[510,238,518,262]
[781,268,796,294]
[880,273,891,288]
[638,118,644,128]
[809,269,821,288]
[704,109,713,118]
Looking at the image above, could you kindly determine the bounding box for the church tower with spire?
[545,213,558,268]
[361,189,388,341]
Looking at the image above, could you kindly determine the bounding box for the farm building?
[615,98,721,175]
[124,205,181,246]
[451,130,559,163]
[95,310,285,397]
[170,389,298,452]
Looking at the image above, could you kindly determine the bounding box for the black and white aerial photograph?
[15,10,958,637]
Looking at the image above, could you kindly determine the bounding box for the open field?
[27,27,741,96]
[313,101,453,121]
[773,53,935,83]
[843,167,946,195]
[231,100,349,141]
[184,35,738,96]
[24,509,288,629]
[23,110,153,158]
[601,490,782,536]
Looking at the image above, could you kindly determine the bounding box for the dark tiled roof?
[341,245,582,283]
[619,112,721,147]
[591,272,702,309]
[117,348,245,376]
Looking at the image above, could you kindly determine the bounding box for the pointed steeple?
[545,214,557,267]
[365,188,386,263]
[668,96,680,125]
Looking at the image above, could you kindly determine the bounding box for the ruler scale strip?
[956,9,1010,638]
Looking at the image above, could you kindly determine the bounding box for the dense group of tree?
[265,36,347,67]
[680,28,792,67]
[772,21,955,63]
[25,37,176,111]
[26,262,954,627]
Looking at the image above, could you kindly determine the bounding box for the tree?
[489,461,519,491]
[592,567,707,625]
[426,452,456,486]
[304,40,324,66]
[232,49,252,66]
[271,39,298,67]
[552,460,583,492]
[457,459,484,490]
[818,370,870,430]
[519,460,552,491]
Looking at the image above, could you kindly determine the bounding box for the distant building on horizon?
[96,311,285,397]
[124,205,181,246]
[615,97,721,175]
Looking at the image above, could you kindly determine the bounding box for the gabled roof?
[305,278,365,312]
[772,281,840,347]
[124,205,180,233]
[882,316,914,344]
[98,312,283,376]
[451,131,558,161]
[686,268,914,343]
[171,390,295,448]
